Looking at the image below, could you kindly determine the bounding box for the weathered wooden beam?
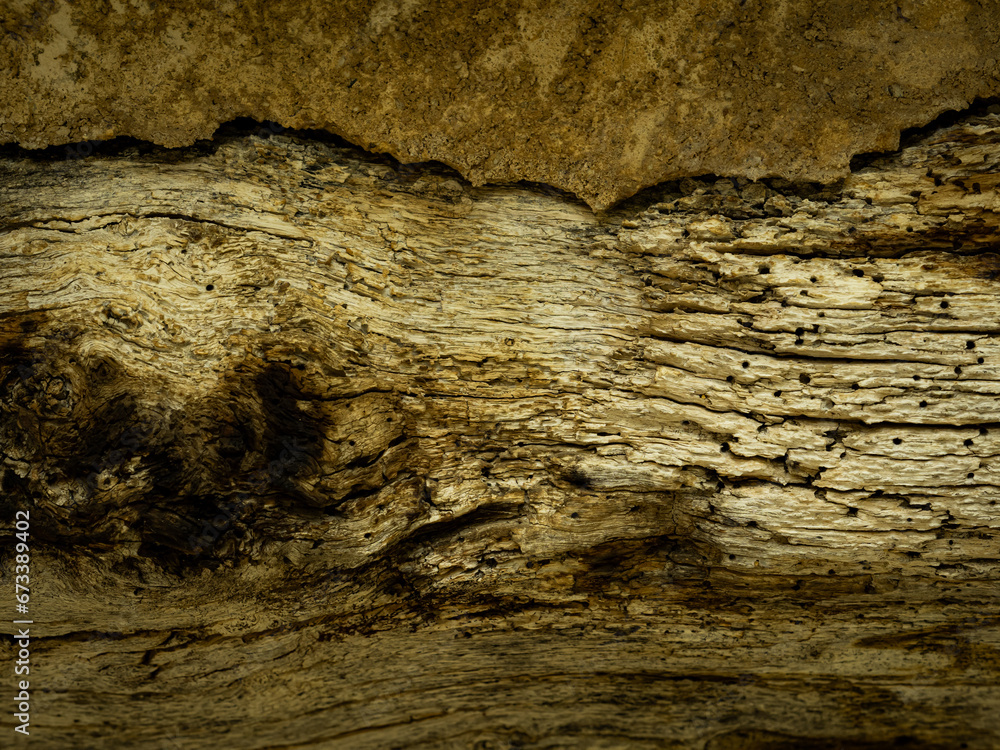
[1,110,999,747]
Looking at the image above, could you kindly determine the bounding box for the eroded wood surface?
[1,113,1000,748]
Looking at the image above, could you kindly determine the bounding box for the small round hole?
[205,284,214,291]
[810,276,817,283]
[978,357,985,364]
[742,361,750,368]
[955,366,963,375]
[967,340,976,349]
[758,266,770,275]
[940,300,950,309]
[964,438,974,447]
[799,374,811,384]
[852,269,864,277]
[893,438,902,445]
[919,400,928,408]
[773,390,782,397]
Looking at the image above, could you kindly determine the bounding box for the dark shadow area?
[849,95,1000,171]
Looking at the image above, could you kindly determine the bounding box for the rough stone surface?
[1,0,1000,208]
[1,111,1000,748]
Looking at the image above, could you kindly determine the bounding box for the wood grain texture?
[1,111,1000,748]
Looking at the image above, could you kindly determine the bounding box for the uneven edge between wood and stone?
[1,111,1000,748]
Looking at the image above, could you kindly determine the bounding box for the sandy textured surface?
[2,0,999,208]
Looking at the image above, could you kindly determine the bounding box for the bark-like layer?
[1,0,999,208]
[1,112,999,747]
